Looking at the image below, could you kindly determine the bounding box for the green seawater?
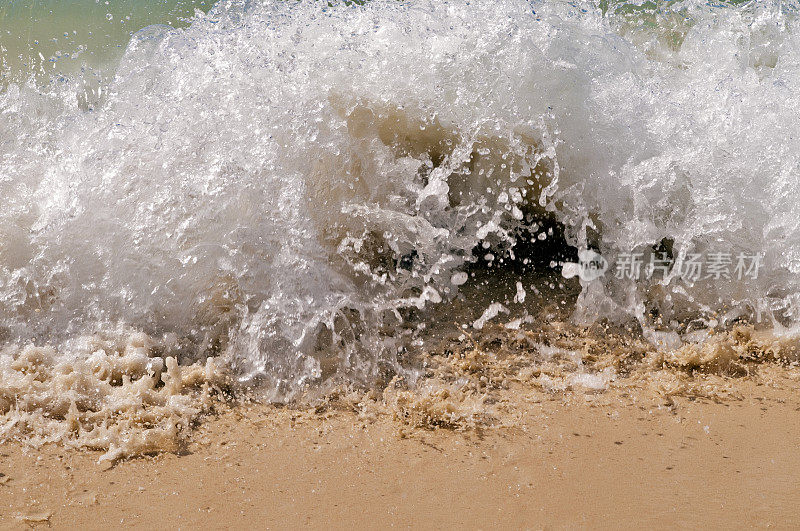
[0,0,793,87]
[0,0,210,84]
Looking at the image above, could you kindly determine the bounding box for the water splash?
[2,0,800,403]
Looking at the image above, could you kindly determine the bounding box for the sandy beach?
[5,0,800,528]
[3,368,800,529]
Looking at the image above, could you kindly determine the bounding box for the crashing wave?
[1,0,800,407]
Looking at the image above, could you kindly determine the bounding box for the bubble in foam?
[451,272,469,286]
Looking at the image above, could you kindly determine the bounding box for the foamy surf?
[3,0,800,456]
[0,329,226,461]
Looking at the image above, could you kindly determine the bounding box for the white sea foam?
[0,329,225,460]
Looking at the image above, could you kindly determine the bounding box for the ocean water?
[3,0,800,453]
[0,0,209,82]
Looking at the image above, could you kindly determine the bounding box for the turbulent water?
[3,0,800,421]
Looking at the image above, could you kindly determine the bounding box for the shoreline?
[3,371,800,528]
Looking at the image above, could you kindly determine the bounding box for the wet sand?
[2,377,800,529]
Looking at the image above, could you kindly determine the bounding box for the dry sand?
[2,374,800,529]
